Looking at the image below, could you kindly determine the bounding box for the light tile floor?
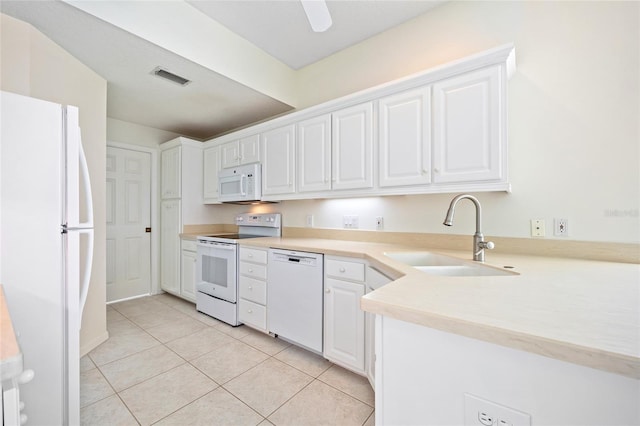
[81,293,375,426]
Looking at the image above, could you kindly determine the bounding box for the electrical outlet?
[343,215,359,229]
[375,216,384,230]
[306,214,314,228]
[554,218,568,236]
[530,219,545,237]
[464,394,531,426]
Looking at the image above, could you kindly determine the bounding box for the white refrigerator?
[0,91,94,425]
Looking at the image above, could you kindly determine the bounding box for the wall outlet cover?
[464,394,531,426]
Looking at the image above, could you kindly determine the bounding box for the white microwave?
[218,163,262,204]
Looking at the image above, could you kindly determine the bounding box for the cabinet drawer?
[239,261,267,280]
[238,299,267,330]
[239,276,267,305]
[240,247,268,264]
[181,239,197,252]
[326,258,365,282]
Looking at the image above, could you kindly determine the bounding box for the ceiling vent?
[151,67,191,86]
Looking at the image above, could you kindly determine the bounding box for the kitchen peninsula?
[239,235,639,425]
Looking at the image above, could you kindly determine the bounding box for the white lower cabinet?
[238,246,269,332]
[323,256,366,374]
[180,239,197,302]
[365,266,393,389]
[160,199,181,295]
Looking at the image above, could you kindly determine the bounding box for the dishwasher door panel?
[267,250,324,353]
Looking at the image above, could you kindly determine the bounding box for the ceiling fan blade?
[300,0,333,32]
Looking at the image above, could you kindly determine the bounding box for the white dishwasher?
[268,249,324,353]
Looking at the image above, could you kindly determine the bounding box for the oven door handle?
[197,242,236,250]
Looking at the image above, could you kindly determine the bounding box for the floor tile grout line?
[262,375,319,422]
[91,295,376,424]
[315,372,375,408]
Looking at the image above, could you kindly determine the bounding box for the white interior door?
[106,146,151,302]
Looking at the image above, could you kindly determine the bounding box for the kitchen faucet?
[443,194,494,262]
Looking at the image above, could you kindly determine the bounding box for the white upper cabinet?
[203,44,515,199]
[432,65,504,183]
[297,114,332,193]
[221,134,260,168]
[262,124,296,196]
[332,102,374,190]
[161,146,181,199]
[378,87,432,187]
[203,145,221,202]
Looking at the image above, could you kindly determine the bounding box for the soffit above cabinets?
[1,0,445,140]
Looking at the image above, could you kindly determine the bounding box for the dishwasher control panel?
[272,251,319,266]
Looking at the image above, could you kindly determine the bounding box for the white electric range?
[195,213,281,326]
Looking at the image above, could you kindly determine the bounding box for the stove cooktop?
[202,233,265,240]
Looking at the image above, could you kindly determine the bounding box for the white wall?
[104,2,638,244]
[217,1,638,244]
[1,13,108,354]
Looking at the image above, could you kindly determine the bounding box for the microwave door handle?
[240,174,247,196]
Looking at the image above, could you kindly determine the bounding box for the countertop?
[1,284,23,381]
[239,237,640,379]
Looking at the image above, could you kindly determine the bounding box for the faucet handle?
[479,241,495,250]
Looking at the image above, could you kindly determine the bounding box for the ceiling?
[1,0,444,140]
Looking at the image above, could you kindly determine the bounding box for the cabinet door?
[379,87,432,187]
[324,278,365,373]
[220,141,240,169]
[181,248,197,302]
[262,124,296,195]
[239,134,261,165]
[432,65,503,183]
[203,145,221,201]
[160,200,181,294]
[298,114,331,193]
[161,146,181,199]
[332,102,373,190]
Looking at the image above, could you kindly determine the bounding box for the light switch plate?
[530,219,545,237]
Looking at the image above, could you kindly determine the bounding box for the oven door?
[196,241,237,303]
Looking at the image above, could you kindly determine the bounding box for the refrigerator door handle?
[79,228,94,318]
[78,140,94,229]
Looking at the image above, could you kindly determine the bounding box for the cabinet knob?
[247,309,253,313]
[434,168,440,173]
[248,253,253,258]
[325,289,331,293]
[339,267,346,273]
[248,286,253,290]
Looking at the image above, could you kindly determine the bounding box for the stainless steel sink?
[384,251,517,277]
